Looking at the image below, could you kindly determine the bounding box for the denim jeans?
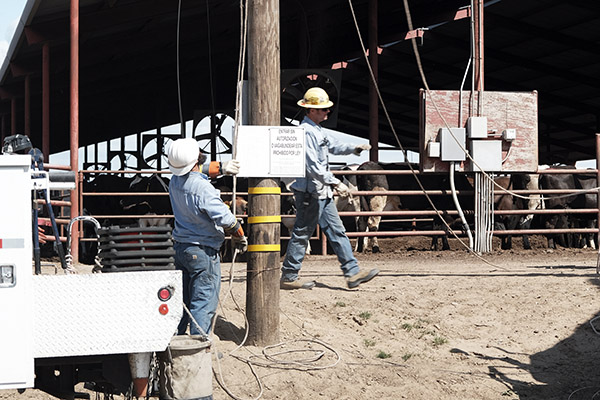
[281,191,359,281]
[174,242,221,336]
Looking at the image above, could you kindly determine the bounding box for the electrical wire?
[205,0,217,138]
[348,0,506,269]
[231,0,249,233]
[176,0,184,136]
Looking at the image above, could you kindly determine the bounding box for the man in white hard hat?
[280,87,379,290]
[167,138,247,335]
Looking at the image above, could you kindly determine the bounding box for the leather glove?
[222,159,241,175]
[335,181,351,198]
[232,235,248,254]
[353,143,371,155]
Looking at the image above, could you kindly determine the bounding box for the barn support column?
[473,0,484,94]
[368,0,379,162]
[11,97,17,135]
[596,133,600,251]
[69,0,80,263]
[24,75,30,137]
[1,114,6,141]
[42,42,50,159]
[246,0,281,346]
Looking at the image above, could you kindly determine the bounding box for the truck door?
[0,155,34,389]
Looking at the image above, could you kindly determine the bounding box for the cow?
[364,162,474,251]
[353,161,402,253]
[493,175,539,250]
[539,167,597,249]
[334,164,362,248]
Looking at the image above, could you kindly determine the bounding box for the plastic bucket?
[158,335,212,400]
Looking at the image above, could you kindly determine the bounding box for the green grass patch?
[433,336,448,346]
[363,339,376,348]
[359,311,372,320]
[376,351,392,359]
[401,322,414,332]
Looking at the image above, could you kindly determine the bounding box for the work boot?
[280,278,316,290]
[346,268,379,289]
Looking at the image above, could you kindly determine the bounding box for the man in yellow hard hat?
[280,87,379,290]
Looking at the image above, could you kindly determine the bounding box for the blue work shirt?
[169,171,237,250]
[291,116,355,199]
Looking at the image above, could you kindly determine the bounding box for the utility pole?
[246,0,281,346]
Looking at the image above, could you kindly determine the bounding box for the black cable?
[205,0,217,149]
[176,0,185,136]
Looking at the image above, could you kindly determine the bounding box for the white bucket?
[158,335,212,400]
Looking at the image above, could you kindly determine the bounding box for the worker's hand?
[353,143,371,155]
[222,159,241,175]
[335,181,351,198]
[232,235,248,254]
[38,226,47,244]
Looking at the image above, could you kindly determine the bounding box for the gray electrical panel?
[439,128,466,161]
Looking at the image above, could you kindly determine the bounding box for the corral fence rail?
[44,166,600,256]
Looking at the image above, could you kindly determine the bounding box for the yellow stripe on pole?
[247,216,281,224]
[248,187,281,194]
[247,244,281,252]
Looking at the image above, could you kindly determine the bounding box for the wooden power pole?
[246,0,281,346]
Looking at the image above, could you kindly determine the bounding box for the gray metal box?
[467,116,488,138]
[439,128,466,161]
[470,140,502,172]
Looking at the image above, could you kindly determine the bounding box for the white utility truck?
[0,153,183,399]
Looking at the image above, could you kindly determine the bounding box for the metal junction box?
[439,127,466,161]
[470,140,502,172]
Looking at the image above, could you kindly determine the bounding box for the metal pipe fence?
[69,166,600,254]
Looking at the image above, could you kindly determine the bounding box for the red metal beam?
[11,97,16,135]
[369,0,379,162]
[70,0,80,263]
[24,75,30,137]
[43,43,50,159]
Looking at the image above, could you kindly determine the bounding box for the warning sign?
[236,126,305,178]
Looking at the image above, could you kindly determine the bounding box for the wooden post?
[246,0,281,346]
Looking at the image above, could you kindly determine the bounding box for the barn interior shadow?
[477,277,600,399]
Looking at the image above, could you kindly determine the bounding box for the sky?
[0,0,27,68]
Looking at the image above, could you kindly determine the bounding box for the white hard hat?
[168,138,199,176]
[297,87,334,109]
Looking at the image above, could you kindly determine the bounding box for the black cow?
[539,167,597,249]
[122,174,172,227]
[493,175,540,250]
[377,163,474,251]
[82,174,135,227]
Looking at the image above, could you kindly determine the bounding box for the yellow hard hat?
[297,87,334,109]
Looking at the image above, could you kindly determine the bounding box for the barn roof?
[1,0,599,164]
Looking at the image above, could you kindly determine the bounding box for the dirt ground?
[3,235,600,400]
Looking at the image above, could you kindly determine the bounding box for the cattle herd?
[60,162,598,265]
